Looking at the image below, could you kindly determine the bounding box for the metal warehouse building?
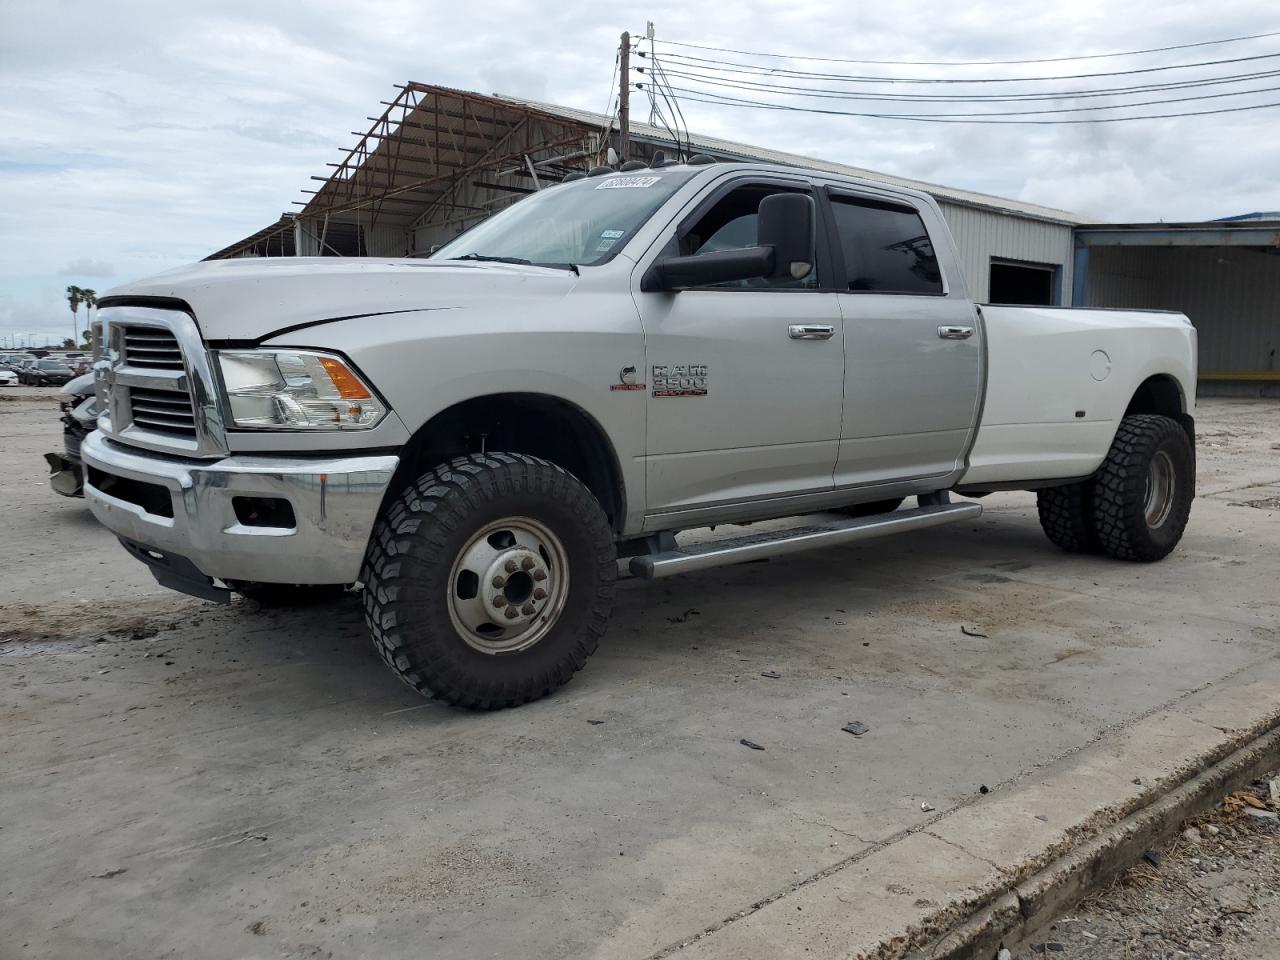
[210,82,1278,396]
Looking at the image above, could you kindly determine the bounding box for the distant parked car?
[0,368,17,386]
[1,354,36,372]
[20,359,75,386]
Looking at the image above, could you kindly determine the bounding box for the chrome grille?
[128,387,197,438]
[98,306,227,458]
[123,328,184,370]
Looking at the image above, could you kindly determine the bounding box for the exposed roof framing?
[204,214,296,260]
[211,81,1091,260]
[297,83,601,230]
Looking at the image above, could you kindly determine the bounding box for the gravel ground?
[1013,773,1280,959]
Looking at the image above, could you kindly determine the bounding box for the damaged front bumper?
[82,430,398,599]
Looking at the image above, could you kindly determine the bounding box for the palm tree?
[80,288,97,345]
[66,285,83,347]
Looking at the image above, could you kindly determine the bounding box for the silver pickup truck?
[84,159,1197,708]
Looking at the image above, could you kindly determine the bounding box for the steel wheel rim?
[446,516,570,654]
[1144,450,1176,529]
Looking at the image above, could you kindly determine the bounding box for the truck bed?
[960,304,1195,487]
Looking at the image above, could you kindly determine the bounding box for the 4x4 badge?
[610,365,645,392]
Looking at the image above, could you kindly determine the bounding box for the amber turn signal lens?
[318,357,373,400]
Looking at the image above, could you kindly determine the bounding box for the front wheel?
[362,453,616,709]
[1091,414,1194,562]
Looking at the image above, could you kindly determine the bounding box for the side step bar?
[629,501,982,580]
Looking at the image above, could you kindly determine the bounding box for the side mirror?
[641,246,773,291]
[757,193,815,281]
[640,191,817,292]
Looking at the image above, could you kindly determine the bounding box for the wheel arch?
[1124,373,1194,446]
[383,392,626,530]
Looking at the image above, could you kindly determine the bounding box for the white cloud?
[1,0,1277,340]
[60,258,115,277]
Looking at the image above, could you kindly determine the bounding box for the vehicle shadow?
[158,508,1063,722]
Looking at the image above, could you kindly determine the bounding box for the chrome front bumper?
[82,430,398,589]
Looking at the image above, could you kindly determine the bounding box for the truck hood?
[100,257,580,342]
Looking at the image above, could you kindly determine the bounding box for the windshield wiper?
[449,253,578,274]
[450,253,535,265]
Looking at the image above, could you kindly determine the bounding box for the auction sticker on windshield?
[596,176,661,189]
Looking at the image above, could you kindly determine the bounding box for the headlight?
[215,350,388,430]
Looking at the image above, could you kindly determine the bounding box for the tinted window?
[682,184,818,289]
[830,196,942,295]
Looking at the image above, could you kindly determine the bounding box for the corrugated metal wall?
[938,202,1076,303]
[1085,245,1280,395]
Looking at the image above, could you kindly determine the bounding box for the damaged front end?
[45,373,98,497]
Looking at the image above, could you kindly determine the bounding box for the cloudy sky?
[1,0,1276,345]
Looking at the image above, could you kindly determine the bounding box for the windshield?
[38,361,71,371]
[431,170,696,269]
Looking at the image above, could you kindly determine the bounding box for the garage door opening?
[988,258,1059,306]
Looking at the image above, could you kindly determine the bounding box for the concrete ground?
[2,390,1278,960]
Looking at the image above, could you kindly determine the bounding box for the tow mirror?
[757,193,814,281]
[641,191,817,292]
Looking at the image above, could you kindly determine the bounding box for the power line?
[648,30,1280,66]
[641,64,1280,103]
[642,80,1280,118]
[635,84,1280,123]
[643,48,1280,84]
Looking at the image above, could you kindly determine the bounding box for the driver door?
[634,176,845,527]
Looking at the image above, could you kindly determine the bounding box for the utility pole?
[618,31,630,161]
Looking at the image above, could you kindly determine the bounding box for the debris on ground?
[960,625,989,638]
[920,801,935,812]
[91,868,127,879]
[760,670,781,679]
[739,738,765,751]
[667,608,701,623]
[1015,771,1280,958]
[841,721,870,737]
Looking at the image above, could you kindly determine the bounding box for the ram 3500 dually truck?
[84,160,1197,708]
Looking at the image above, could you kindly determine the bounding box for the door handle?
[788,324,835,341]
[938,325,974,340]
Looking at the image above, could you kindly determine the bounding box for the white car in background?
[0,368,18,386]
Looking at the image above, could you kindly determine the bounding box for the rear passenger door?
[825,189,982,488]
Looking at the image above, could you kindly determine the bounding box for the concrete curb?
[659,657,1280,960]
[915,723,1280,960]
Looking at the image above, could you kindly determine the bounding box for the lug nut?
[504,608,519,619]
[521,602,536,616]
[492,595,507,608]
[521,556,536,571]
[492,575,506,588]
[532,587,547,601]
[532,569,548,581]
[504,558,519,573]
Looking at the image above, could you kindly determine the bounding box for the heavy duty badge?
[652,364,708,397]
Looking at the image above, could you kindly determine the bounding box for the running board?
[629,502,982,580]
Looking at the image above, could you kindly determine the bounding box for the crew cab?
[82,159,1197,709]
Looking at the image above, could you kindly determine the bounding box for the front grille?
[123,328,184,370]
[129,387,197,438]
[100,306,226,458]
